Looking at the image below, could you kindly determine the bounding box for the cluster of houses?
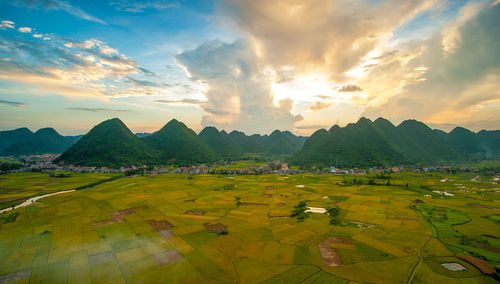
[0,153,493,176]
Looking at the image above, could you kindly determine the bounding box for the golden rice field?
[0,172,498,283]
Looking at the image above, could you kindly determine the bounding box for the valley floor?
[0,172,498,283]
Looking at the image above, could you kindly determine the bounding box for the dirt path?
[406,235,432,283]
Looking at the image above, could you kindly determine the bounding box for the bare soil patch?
[183,199,196,202]
[88,251,115,265]
[239,202,267,206]
[0,269,31,283]
[413,199,425,204]
[275,202,286,207]
[152,249,184,266]
[204,223,227,234]
[266,186,274,190]
[457,254,495,274]
[318,238,343,266]
[184,211,206,215]
[476,243,500,253]
[146,219,172,231]
[261,194,273,198]
[93,205,148,227]
[330,237,353,245]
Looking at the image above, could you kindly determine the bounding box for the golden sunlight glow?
[271,73,335,106]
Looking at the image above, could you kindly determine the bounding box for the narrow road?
[407,235,432,284]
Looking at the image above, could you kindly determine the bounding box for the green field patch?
[261,265,320,284]
[1,246,36,275]
[0,212,18,223]
[183,250,232,282]
[423,256,482,278]
[89,256,123,283]
[110,238,144,254]
[337,248,361,265]
[181,229,218,249]
[30,258,69,283]
[258,242,295,265]
[68,250,90,284]
[302,270,348,284]
[353,240,395,262]
[233,258,293,283]
[0,172,498,282]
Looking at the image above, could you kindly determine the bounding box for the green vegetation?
[291,117,499,168]
[0,160,23,171]
[2,128,73,156]
[291,201,310,222]
[326,206,341,225]
[0,127,34,153]
[143,119,216,165]
[0,172,498,283]
[0,172,118,209]
[56,118,155,168]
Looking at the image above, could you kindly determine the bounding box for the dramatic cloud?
[67,107,130,112]
[0,27,169,98]
[338,84,362,92]
[441,1,484,56]
[309,101,331,111]
[11,0,106,24]
[0,99,26,107]
[109,0,177,13]
[219,0,436,80]
[176,40,302,134]
[363,4,500,130]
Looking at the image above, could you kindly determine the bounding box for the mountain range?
[53,118,306,167]
[0,127,73,156]
[1,117,498,167]
[291,118,499,167]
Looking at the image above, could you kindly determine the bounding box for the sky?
[0,0,499,135]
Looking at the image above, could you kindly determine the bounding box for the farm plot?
[0,172,497,283]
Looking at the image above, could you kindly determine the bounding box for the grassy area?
[0,172,119,209]
[0,172,498,283]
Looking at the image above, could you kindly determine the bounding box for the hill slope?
[56,118,154,167]
[0,128,33,153]
[2,128,73,156]
[198,127,241,159]
[291,117,465,167]
[142,119,215,165]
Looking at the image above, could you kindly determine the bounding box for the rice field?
[0,172,498,283]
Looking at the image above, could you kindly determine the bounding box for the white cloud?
[362,4,500,130]
[176,40,303,134]
[0,26,172,99]
[18,27,32,33]
[441,1,484,56]
[0,20,15,29]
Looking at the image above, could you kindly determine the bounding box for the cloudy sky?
[0,0,499,135]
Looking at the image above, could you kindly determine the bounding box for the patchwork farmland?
[0,172,498,283]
